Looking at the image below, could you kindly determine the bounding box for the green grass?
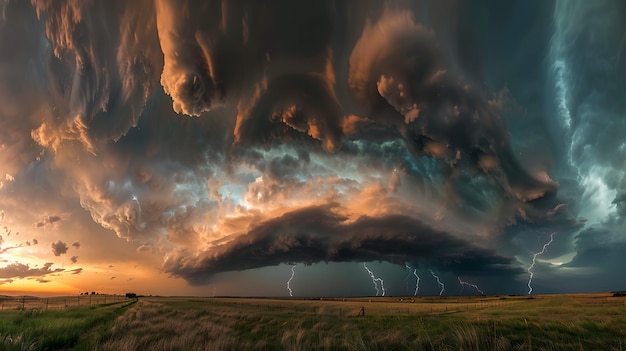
[0,299,136,351]
[1,294,626,350]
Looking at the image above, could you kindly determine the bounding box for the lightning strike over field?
[405,265,421,295]
[458,277,485,296]
[412,269,421,296]
[0,0,623,298]
[363,263,385,296]
[430,270,445,296]
[286,264,296,297]
[527,232,556,295]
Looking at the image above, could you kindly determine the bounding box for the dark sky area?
[0,0,625,297]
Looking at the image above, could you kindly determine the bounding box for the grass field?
[1,293,625,350]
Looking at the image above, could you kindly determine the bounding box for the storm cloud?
[165,203,522,285]
[0,0,624,295]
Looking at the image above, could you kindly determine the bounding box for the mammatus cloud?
[51,240,68,256]
[29,0,162,153]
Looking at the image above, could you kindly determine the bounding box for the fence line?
[1,294,520,316]
[0,295,129,312]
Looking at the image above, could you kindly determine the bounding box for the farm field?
[1,293,625,350]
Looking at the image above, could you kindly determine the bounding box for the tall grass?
[1,294,625,350]
[0,299,135,351]
[97,295,626,350]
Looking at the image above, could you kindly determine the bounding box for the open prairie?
[1,293,626,350]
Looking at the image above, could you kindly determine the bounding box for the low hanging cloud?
[51,240,69,256]
[164,203,523,285]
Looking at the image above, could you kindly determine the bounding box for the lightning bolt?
[286,264,296,297]
[458,277,485,296]
[131,194,147,230]
[406,264,421,296]
[363,263,385,296]
[412,269,421,296]
[430,269,445,296]
[527,232,555,295]
[132,195,142,217]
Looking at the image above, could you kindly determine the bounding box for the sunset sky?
[1,0,625,297]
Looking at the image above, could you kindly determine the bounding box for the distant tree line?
[77,292,138,298]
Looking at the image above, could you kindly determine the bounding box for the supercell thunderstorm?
[0,0,625,295]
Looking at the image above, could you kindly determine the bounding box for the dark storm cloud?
[564,227,626,269]
[0,262,63,279]
[28,2,550,203]
[548,0,626,225]
[30,0,162,152]
[50,240,68,256]
[164,203,522,284]
[233,73,344,152]
[345,9,557,202]
[0,0,49,180]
